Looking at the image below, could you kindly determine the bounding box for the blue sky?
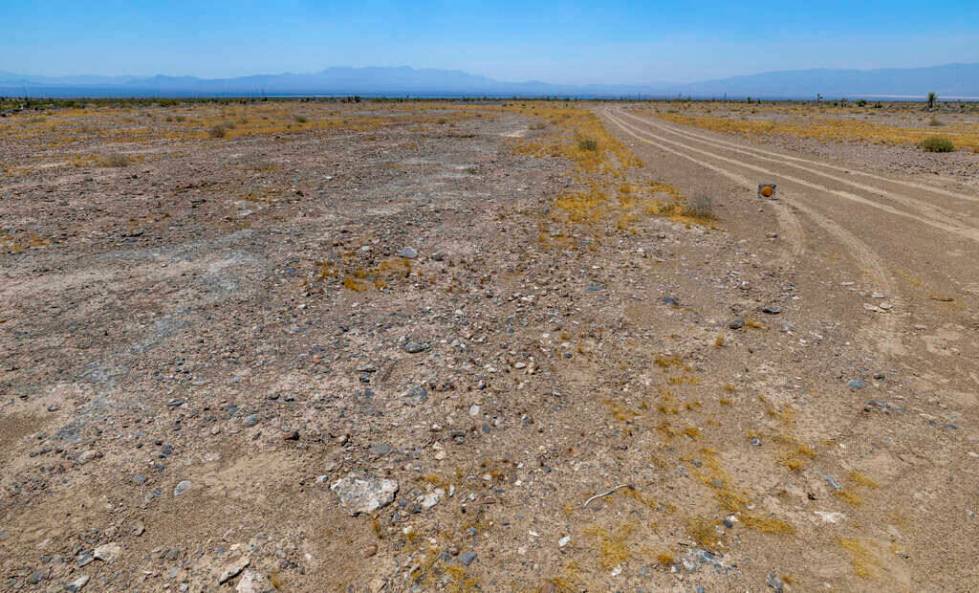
[4,0,979,84]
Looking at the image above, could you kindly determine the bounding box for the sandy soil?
[2,100,978,593]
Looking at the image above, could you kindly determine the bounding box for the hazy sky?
[5,0,979,84]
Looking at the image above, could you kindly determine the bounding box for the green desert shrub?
[919,136,955,153]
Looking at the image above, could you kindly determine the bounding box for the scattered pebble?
[173,480,193,497]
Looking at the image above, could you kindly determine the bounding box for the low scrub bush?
[685,194,715,219]
[919,136,955,153]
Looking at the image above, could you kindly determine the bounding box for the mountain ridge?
[2,63,977,99]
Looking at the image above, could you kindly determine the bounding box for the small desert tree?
[927,92,937,110]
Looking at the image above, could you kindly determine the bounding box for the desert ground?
[2,98,979,593]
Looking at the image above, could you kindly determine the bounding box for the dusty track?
[604,109,908,355]
[602,106,979,592]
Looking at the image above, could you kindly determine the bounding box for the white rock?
[814,511,846,524]
[331,474,399,515]
[93,542,122,563]
[558,535,571,548]
[418,488,444,510]
[236,569,273,593]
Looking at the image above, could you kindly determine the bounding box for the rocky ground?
[1,101,978,593]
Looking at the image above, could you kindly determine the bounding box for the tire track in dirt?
[605,109,904,356]
[624,109,979,205]
[602,110,806,268]
[612,111,979,243]
[619,110,979,233]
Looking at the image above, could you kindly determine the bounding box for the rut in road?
[618,110,979,233]
[604,109,905,356]
[612,110,979,243]
[622,109,979,204]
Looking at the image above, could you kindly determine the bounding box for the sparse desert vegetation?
[2,97,979,593]
[647,100,979,153]
[919,135,955,152]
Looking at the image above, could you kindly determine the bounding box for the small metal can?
[758,183,776,199]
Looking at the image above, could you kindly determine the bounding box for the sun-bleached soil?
[2,100,978,593]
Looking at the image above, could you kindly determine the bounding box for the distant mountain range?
[1,63,977,100]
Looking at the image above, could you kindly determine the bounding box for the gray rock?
[848,378,866,390]
[761,305,782,315]
[370,443,392,456]
[77,450,101,465]
[459,551,477,566]
[242,414,259,427]
[28,571,44,585]
[65,575,90,592]
[766,572,784,593]
[173,480,192,497]
[331,474,399,515]
[681,548,731,573]
[728,318,745,330]
[398,247,418,259]
[824,475,843,491]
[402,340,431,354]
[404,384,428,405]
[218,557,250,584]
[661,295,680,306]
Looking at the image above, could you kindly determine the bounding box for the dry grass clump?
[1,231,50,254]
[838,538,880,578]
[919,136,955,152]
[100,152,133,167]
[583,523,635,570]
[71,152,140,168]
[685,195,715,219]
[317,256,413,291]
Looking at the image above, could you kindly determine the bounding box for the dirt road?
[602,106,979,592]
[605,106,979,368]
